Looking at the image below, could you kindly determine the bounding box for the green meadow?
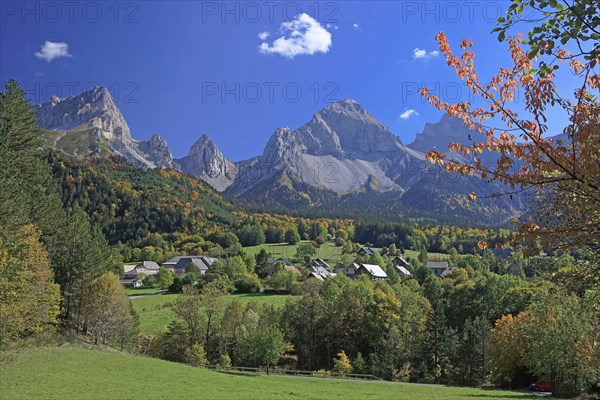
[131,293,293,335]
[0,346,538,400]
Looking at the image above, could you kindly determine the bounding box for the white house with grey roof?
[163,256,221,275]
[121,261,160,287]
[391,256,410,268]
[354,263,388,280]
[357,247,377,256]
[426,261,454,277]
[394,265,412,277]
[334,262,360,278]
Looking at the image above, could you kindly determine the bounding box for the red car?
[530,380,552,392]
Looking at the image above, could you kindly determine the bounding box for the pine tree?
[54,206,115,324]
[0,79,43,154]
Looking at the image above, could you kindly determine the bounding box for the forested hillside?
[46,152,238,245]
[233,168,521,226]
[0,80,133,346]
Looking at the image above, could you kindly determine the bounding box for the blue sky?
[0,1,579,161]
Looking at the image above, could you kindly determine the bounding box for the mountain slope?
[227,99,422,196]
[408,113,475,154]
[47,151,237,245]
[35,87,523,225]
[175,134,237,191]
[225,100,521,224]
[35,87,176,169]
[0,346,532,400]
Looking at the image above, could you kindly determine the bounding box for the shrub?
[335,237,347,247]
[218,353,232,368]
[234,273,263,293]
[332,350,353,375]
[185,343,208,366]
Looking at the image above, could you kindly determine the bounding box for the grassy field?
[242,241,449,265]
[125,287,165,296]
[224,293,293,307]
[403,249,449,261]
[130,293,179,334]
[0,346,538,400]
[131,293,293,335]
[243,241,345,263]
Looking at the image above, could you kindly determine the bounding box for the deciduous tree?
[420,10,599,254]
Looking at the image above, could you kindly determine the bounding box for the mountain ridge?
[34,87,522,224]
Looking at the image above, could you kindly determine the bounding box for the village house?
[354,263,388,280]
[306,258,333,280]
[161,256,184,269]
[162,256,221,276]
[267,257,292,267]
[133,261,160,275]
[426,261,454,277]
[357,247,377,256]
[334,262,360,278]
[120,261,160,287]
[306,271,326,281]
[309,258,330,270]
[391,255,410,268]
[334,262,391,281]
[394,265,412,277]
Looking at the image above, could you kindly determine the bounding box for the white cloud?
[400,109,419,119]
[412,48,439,60]
[326,23,339,30]
[258,31,270,40]
[352,23,359,29]
[35,41,72,62]
[259,13,332,59]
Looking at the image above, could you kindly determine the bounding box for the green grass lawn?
[242,241,448,265]
[125,287,165,296]
[131,293,293,335]
[402,249,449,261]
[224,293,293,307]
[243,241,344,264]
[0,346,538,400]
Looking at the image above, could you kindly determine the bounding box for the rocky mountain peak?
[137,134,176,170]
[189,134,215,155]
[262,127,305,165]
[35,86,132,144]
[296,99,404,159]
[324,98,368,114]
[34,87,177,169]
[408,113,475,153]
[175,134,237,191]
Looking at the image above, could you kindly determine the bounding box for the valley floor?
[131,292,293,335]
[0,346,539,400]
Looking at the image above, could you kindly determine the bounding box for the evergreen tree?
[0,80,66,246]
[453,316,491,386]
[0,79,43,154]
[418,246,428,265]
[284,228,300,245]
[254,248,270,278]
[54,206,115,324]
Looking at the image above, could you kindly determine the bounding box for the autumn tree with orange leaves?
[420,0,599,255]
